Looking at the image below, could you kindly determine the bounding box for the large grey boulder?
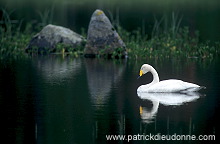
[26,24,85,54]
[84,9,126,58]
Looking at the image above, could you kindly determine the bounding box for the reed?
[0,9,219,60]
[0,8,30,60]
[37,5,55,27]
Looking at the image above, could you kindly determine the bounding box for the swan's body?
[137,64,204,93]
[138,79,202,93]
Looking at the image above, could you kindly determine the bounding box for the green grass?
[119,26,219,59]
[116,11,219,60]
[0,8,219,60]
[0,31,30,59]
[0,8,33,60]
[1,24,219,60]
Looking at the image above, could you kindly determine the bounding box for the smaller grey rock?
[84,9,126,58]
[26,24,85,54]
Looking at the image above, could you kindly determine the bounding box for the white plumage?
[137,64,204,93]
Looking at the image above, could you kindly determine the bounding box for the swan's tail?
[181,86,206,93]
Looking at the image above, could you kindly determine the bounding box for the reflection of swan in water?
[137,64,205,93]
[36,56,81,84]
[139,100,159,124]
[138,92,201,123]
[85,59,125,105]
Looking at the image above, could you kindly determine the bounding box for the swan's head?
[139,64,152,77]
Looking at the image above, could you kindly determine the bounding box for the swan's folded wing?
[147,79,200,93]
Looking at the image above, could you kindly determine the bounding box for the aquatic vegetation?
[118,25,219,60]
[37,5,55,27]
[55,43,85,57]
[0,8,30,60]
[0,32,30,59]
[0,8,219,60]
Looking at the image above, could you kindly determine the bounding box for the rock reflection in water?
[35,56,82,84]
[138,92,201,123]
[85,59,125,106]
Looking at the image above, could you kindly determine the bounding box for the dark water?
[0,56,219,143]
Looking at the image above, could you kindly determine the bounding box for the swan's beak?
[139,70,143,76]
[137,70,143,79]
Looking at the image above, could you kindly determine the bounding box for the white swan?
[137,64,205,93]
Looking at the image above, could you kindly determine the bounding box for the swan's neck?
[151,100,159,114]
[150,66,160,84]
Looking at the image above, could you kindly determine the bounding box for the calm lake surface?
[0,56,219,143]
